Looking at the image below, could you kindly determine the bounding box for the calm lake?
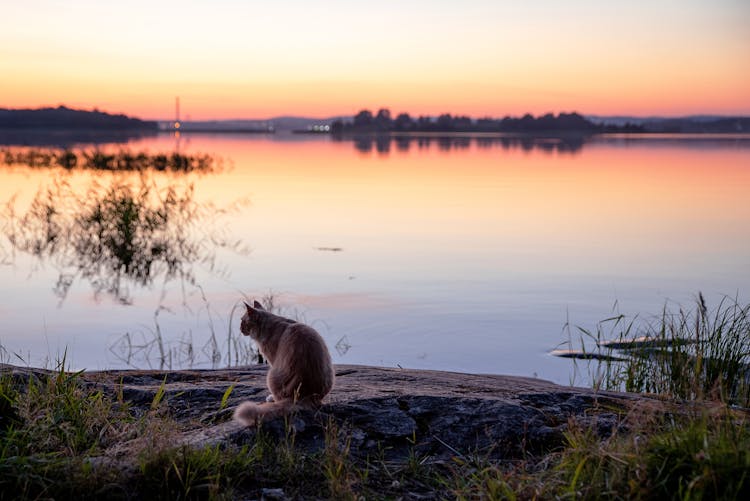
[1,133,748,384]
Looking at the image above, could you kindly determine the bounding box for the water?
[1,133,749,384]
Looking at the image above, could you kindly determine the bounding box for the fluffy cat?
[233,300,335,426]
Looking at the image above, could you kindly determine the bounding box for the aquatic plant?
[558,294,750,407]
[1,147,219,173]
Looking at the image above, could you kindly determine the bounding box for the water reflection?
[2,175,248,304]
[339,134,586,154]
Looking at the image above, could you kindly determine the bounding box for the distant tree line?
[636,117,750,133]
[331,109,645,134]
[0,106,157,130]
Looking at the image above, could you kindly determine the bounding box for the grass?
[536,405,750,500]
[108,290,280,372]
[0,356,137,499]
[1,373,746,500]
[562,294,750,407]
[545,293,750,500]
[1,353,488,500]
[0,356,372,500]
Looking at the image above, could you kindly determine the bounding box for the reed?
[1,147,218,173]
[562,294,750,407]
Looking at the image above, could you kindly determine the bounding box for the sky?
[1,0,749,120]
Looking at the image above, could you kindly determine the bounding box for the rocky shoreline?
[4,363,658,462]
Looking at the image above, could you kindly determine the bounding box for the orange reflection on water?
[174,136,750,276]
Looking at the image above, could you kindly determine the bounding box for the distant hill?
[588,115,750,133]
[0,106,157,130]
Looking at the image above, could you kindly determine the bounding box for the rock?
[0,363,657,461]
[260,487,288,500]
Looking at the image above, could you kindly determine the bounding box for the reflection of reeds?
[1,147,218,172]
[108,293,271,371]
[3,175,249,304]
[3,169,252,371]
[228,291,285,366]
[108,291,321,371]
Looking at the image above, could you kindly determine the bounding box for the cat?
[233,300,335,426]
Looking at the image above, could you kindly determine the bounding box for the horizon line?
[4,104,750,122]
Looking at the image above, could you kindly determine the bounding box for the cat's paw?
[265,394,275,402]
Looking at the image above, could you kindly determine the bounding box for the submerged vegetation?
[1,147,218,172]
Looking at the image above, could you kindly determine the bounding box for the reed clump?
[544,293,750,500]
[1,147,218,173]
[567,294,750,407]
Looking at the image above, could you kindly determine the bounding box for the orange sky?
[1,0,749,120]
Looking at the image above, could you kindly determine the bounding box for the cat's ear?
[253,300,265,310]
[243,301,257,314]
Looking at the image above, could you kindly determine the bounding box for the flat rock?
[1,364,656,461]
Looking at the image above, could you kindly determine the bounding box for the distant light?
[324,125,330,131]
[174,121,181,129]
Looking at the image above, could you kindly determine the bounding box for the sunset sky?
[1,0,748,120]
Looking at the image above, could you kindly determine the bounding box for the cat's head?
[240,300,266,339]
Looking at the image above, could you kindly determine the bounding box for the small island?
[0,105,157,131]
[0,106,159,147]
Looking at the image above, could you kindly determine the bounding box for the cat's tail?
[233,398,312,426]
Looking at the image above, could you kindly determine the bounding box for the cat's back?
[276,322,334,393]
[278,322,332,362]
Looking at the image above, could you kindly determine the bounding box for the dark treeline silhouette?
[0,105,157,130]
[336,134,586,155]
[331,108,644,134]
[639,117,750,133]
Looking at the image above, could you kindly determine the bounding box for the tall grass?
[0,356,136,499]
[540,408,750,500]
[547,294,750,500]
[564,294,750,407]
[1,355,349,499]
[107,291,292,371]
